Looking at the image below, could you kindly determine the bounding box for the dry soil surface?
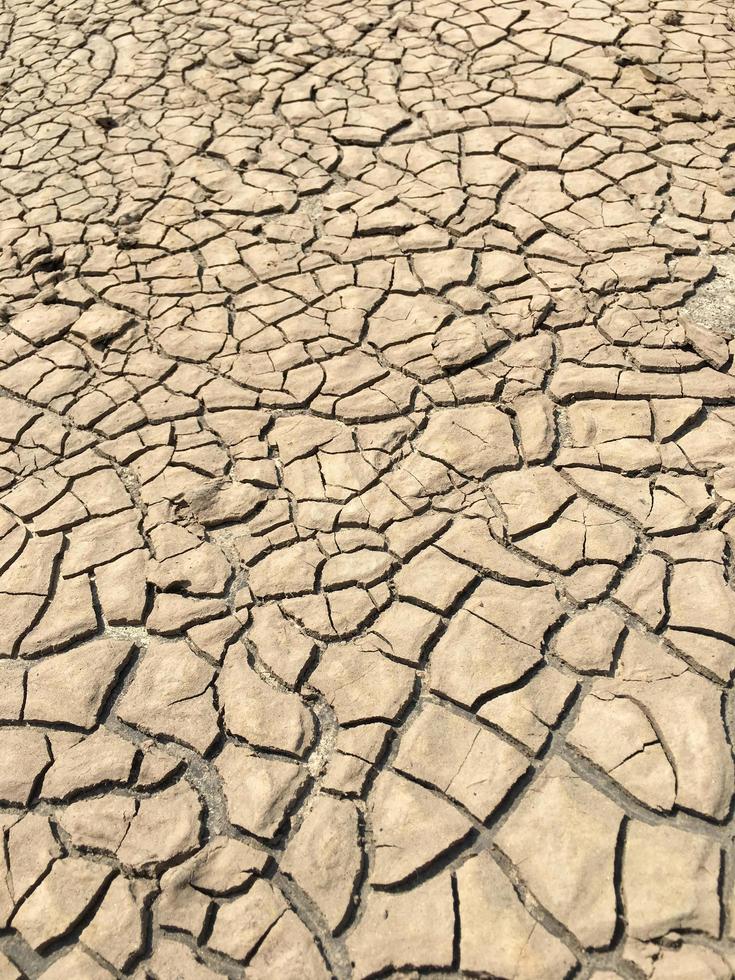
[0,0,735,977]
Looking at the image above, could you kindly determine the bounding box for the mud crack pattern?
[0,0,735,976]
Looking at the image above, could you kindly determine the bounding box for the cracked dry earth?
[3,1,735,980]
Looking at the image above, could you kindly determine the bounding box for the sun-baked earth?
[0,0,735,977]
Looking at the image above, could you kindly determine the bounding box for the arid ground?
[0,0,735,977]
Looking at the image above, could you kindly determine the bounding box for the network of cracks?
[0,0,735,977]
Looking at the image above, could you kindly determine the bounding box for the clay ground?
[0,0,734,976]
